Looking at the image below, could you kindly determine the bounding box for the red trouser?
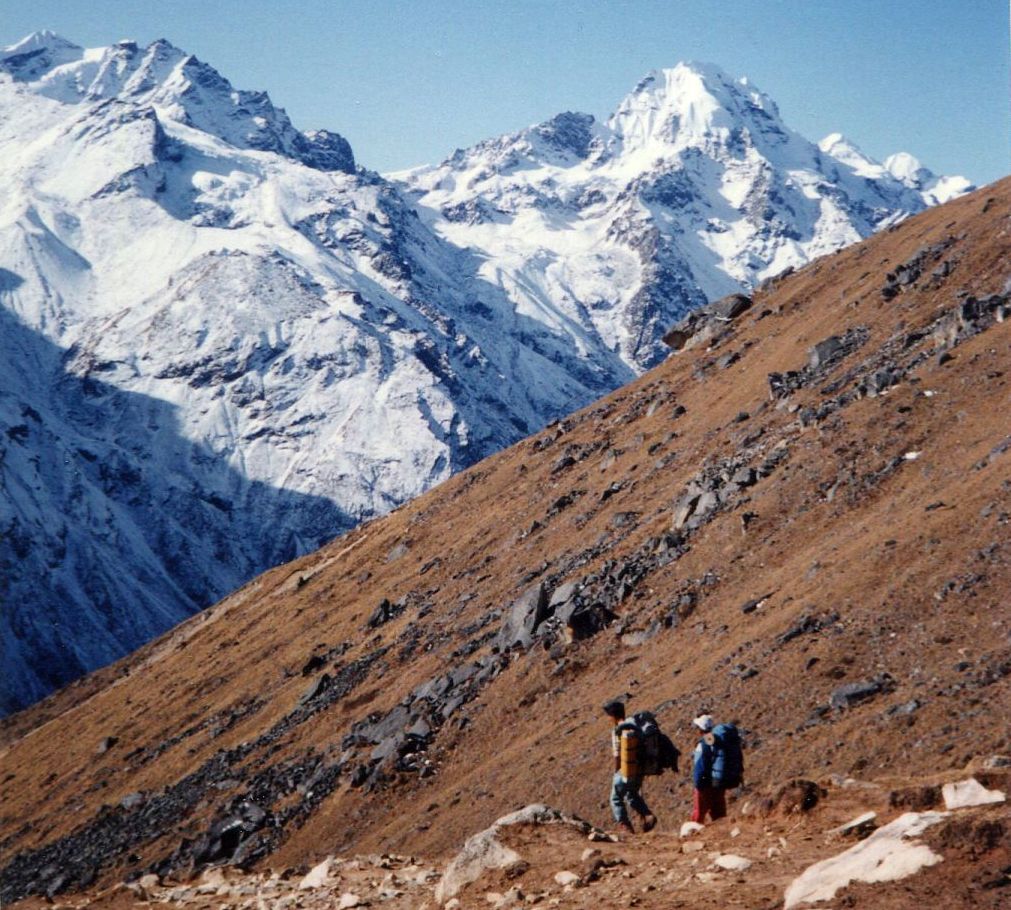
[692,786,727,823]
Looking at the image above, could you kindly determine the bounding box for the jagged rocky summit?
[0,33,972,713]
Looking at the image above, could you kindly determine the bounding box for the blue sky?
[2,1,1007,183]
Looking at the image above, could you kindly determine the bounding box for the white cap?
[693,714,714,732]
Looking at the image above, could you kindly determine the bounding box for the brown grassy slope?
[1,178,1009,890]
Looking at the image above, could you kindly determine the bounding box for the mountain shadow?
[0,303,353,714]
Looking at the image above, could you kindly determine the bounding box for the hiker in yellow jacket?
[603,700,657,834]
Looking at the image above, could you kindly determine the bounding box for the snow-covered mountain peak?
[608,62,785,156]
[1,29,80,58]
[819,134,976,206]
[883,150,974,204]
[884,150,928,183]
[0,34,356,173]
[818,132,886,177]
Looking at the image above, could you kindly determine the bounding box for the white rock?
[444,900,461,910]
[553,871,580,886]
[784,811,948,908]
[730,826,741,838]
[337,893,363,909]
[299,857,335,890]
[682,841,705,853]
[581,848,601,862]
[680,821,705,838]
[942,778,1006,810]
[713,854,752,872]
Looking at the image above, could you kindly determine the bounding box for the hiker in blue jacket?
[691,714,727,822]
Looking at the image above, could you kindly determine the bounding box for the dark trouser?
[691,786,727,823]
[610,772,651,823]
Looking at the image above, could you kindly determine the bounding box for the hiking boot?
[616,819,634,835]
[641,813,657,832]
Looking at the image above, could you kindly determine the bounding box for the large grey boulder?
[435,804,596,904]
[497,584,549,650]
[662,294,752,352]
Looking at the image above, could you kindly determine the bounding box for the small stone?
[833,812,878,838]
[682,841,705,853]
[712,854,752,872]
[299,857,334,889]
[97,735,119,754]
[553,871,580,887]
[680,821,705,837]
[581,848,601,863]
[119,791,144,810]
[138,873,160,893]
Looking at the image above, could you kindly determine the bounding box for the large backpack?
[632,711,680,776]
[711,723,744,788]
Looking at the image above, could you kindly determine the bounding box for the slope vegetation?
[1,179,1009,906]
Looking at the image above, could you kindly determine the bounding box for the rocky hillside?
[1,175,1008,908]
[0,33,971,713]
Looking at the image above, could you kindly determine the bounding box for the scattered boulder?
[941,778,1006,810]
[299,857,335,889]
[680,821,705,837]
[497,584,549,651]
[119,791,144,810]
[713,854,752,872]
[829,674,895,710]
[763,779,825,816]
[784,812,948,909]
[662,294,752,351]
[97,736,119,754]
[833,812,878,839]
[366,596,406,629]
[300,673,332,704]
[436,805,598,903]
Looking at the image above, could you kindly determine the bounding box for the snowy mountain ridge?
[398,61,972,369]
[0,33,972,712]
